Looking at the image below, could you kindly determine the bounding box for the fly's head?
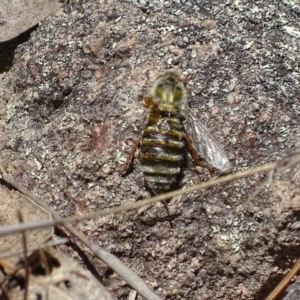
[146,73,188,117]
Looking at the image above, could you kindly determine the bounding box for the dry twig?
[0,164,162,300]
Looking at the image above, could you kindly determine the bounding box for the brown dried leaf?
[0,0,63,42]
[0,247,114,300]
[0,185,53,253]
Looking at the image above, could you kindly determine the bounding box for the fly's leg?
[183,74,191,86]
[143,96,153,109]
[120,138,141,176]
[162,200,173,227]
[183,133,214,173]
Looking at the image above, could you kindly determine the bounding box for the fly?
[121,73,231,222]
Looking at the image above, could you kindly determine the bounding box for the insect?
[122,73,231,216]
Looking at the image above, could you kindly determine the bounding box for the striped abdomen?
[140,116,185,195]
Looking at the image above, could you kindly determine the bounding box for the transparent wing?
[184,109,231,173]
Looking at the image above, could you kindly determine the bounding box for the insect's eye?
[173,87,183,102]
[155,84,165,97]
[157,84,164,91]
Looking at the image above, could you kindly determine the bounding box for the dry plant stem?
[243,176,272,206]
[0,238,69,260]
[266,258,300,300]
[0,170,162,300]
[0,163,275,299]
[128,290,138,300]
[0,162,275,236]
[0,163,5,175]
[38,248,51,277]
[267,151,300,187]
[0,162,277,299]
[17,211,28,300]
[245,152,300,205]
[255,153,300,300]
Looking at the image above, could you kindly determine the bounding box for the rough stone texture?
[1,0,300,299]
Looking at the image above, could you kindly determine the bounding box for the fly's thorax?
[145,115,185,136]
